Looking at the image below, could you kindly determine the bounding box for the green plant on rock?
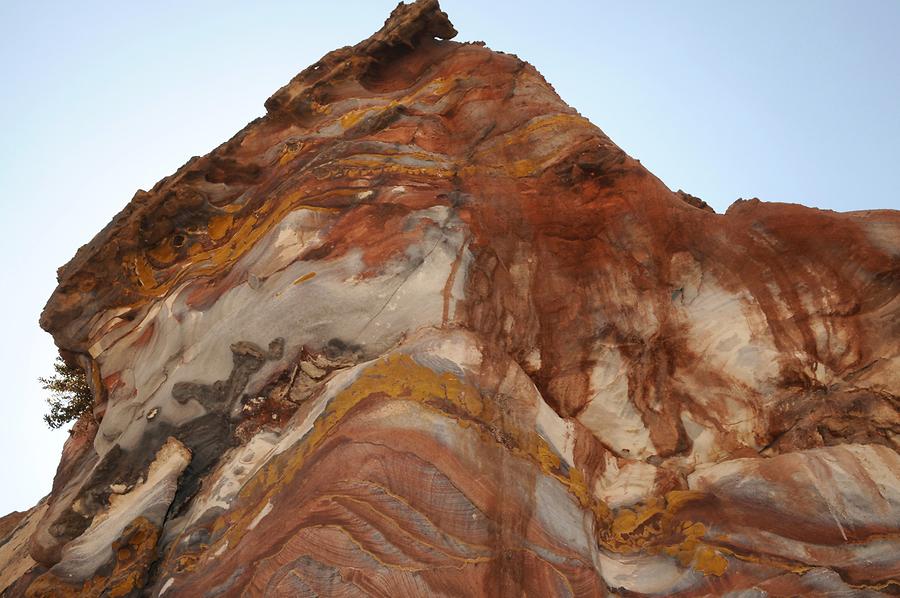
[40,356,93,429]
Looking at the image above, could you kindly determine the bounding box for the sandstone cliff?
[3,1,899,596]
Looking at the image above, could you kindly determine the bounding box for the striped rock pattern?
[3,1,898,596]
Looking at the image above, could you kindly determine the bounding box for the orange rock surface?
[2,1,898,596]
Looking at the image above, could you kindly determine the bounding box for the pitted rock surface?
[2,1,898,596]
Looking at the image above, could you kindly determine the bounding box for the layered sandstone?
[2,0,898,596]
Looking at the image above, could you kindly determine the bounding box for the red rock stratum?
[3,1,899,596]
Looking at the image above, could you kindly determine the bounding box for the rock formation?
[3,0,899,595]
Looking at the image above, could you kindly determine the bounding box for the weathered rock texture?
[3,1,899,595]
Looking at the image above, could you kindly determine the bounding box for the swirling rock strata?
[2,0,898,595]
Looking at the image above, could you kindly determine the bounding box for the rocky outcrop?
[3,0,898,595]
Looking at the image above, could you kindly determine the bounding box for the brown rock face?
[3,1,898,595]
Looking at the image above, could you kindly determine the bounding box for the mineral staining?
[2,0,898,596]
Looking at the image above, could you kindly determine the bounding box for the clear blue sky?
[1,0,898,514]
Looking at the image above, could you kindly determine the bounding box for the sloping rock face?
[4,1,899,595]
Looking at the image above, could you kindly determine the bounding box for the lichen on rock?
[2,0,898,596]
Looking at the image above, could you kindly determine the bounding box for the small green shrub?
[40,357,93,429]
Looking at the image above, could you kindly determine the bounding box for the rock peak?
[12,1,900,596]
[264,0,457,115]
[381,0,457,42]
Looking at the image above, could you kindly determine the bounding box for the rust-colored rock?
[2,0,898,595]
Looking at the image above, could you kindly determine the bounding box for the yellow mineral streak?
[109,70,479,318]
[25,517,160,598]
[427,77,458,96]
[208,213,234,241]
[333,74,457,133]
[338,100,402,130]
[315,162,454,180]
[278,142,304,166]
[147,239,178,265]
[601,491,729,577]
[510,159,538,178]
[176,354,602,569]
[473,114,592,157]
[116,197,343,307]
[291,272,317,285]
[129,253,157,289]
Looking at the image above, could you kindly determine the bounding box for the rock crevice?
[5,1,898,596]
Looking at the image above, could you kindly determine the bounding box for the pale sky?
[1,0,898,514]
